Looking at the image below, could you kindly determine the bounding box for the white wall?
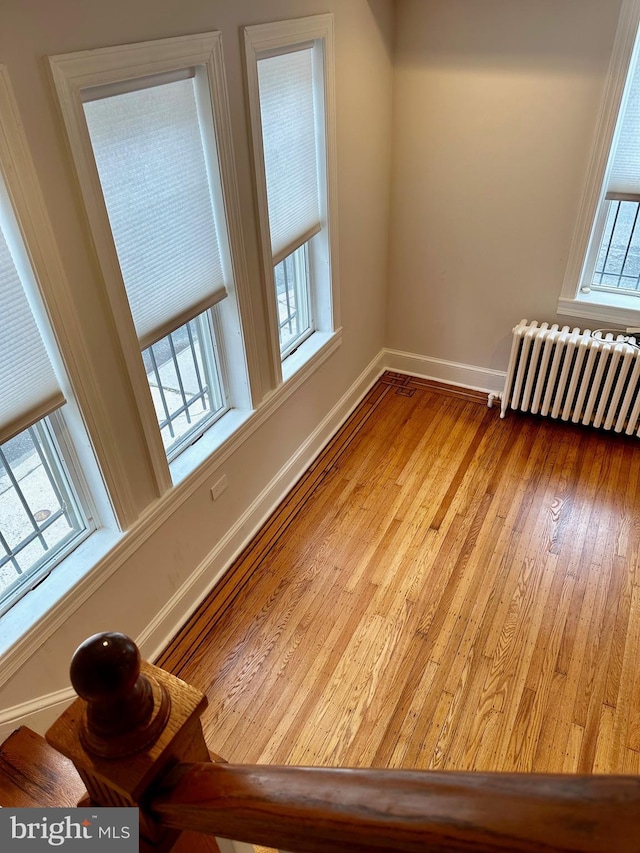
[0,0,394,730]
[388,0,622,378]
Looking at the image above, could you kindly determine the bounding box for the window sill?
[557,292,640,327]
[168,330,342,495]
[0,526,122,678]
[281,329,341,384]
[169,407,253,488]
[0,329,342,687]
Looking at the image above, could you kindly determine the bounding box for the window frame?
[0,169,96,602]
[49,33,258,492]
[559,0,640,326]
[244,14,341,384]
[0,413,95,619]
[0,64,117,630]
[143,308,230,462]
[275,241,314,358]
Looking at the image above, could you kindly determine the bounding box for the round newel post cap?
[70,631,171,759]
[70,632,141,704]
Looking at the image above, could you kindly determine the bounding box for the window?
[244,15,340,377]
[590,199,640,293]
[559,0,640,325]
[81,72,231,460]
[275,243,311,356]
[257,46,319,357]
[580,29,640,299]
[0,418,90,616]
[142,310,226,459]
[0,170,92,617]
[49,34,254,478]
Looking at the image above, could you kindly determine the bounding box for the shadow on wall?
[395,0,620,72]
[366,0,395,64]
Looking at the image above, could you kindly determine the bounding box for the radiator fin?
[501,320,640,436]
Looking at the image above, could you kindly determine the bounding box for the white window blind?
[607,52,640,200]
[83,76,227,350]
[258,47,322,265]
[0,217,64,445]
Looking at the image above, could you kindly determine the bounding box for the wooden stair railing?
[151,762,640,853]
[43,632,640,853]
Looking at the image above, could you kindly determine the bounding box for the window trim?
[145,310,230,463]
[0,65,119,530]
[49,33,258,497]
[243,14,341,384]
[0,413,95,620]
[0,33,343,678]
[0,64,120,638]
[559,0,640,325]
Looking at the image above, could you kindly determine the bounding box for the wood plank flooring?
[159,372,640,775]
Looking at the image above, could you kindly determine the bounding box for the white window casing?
[559,0,640,326]
[244,14,341,381]
[0,18,347,669]
[0,64,140,530]
[0,65,113,626]
[49,33,256,490]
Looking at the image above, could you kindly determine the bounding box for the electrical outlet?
[210,475,228,501]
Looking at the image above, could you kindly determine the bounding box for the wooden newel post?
[69,632,171,758]
[46,632,213,850]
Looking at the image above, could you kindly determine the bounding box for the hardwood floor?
[159,372,640,775]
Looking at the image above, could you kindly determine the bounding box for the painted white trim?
[243,29,284,385]
[0,348,383,735]
[200,39,262,409]
[49,32,259,504]
[139,344,382,662]
[280,329,340,384]
[0,66,124,528]
[557,295,640,327]
[0,330,344,689]
[384,349,505,394]
[243,14,340,386]
[2,351,515,733]
[559,0,640,315]
[171,330,342,495]
[0,687,75,742]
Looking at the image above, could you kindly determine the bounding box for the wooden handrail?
[44,633,640,852]
[150,761,640,853]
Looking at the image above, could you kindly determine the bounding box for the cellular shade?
[258,47,322,265]
[607,55,640,199]
[83,76,227,349]
[0,223,64,445]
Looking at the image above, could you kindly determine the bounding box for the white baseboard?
[384,348,506,394]
[139,348,386,664]
[3,347,511,738]
[0,687,75,743]
[0,351,384,738]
